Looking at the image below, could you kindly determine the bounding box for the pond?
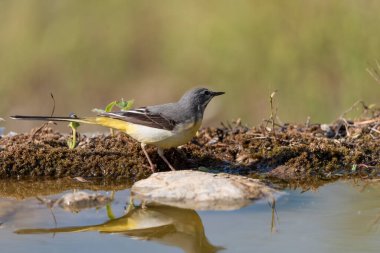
[1,180,380,253]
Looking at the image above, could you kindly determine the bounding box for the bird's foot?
[150,164,157,173]
[143,164,156,173]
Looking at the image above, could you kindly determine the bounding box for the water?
[1,180,380,253]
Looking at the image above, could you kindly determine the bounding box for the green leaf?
[99,98,134,115]
[105,101,117,112]
[106,204,115,220]
[116,99,134,111]
[68,121,80,129]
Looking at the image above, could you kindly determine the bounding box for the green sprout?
[106,191,116,220]
[93,98,134,136]
[67,121,80,149]
[105,101,117,113]
[106,98,134,112]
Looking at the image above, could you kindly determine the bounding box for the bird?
[11,87,225,172]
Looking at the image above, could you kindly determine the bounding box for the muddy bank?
[1,118,380,183]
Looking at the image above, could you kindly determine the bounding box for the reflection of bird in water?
[15,205,223,253]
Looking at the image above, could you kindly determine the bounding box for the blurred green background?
[1,0,380,133]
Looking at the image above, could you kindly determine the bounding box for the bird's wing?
[100,107,177,130]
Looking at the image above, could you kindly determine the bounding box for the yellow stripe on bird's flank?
[92,116,134,132]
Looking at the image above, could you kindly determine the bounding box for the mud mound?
[1,118,380,183]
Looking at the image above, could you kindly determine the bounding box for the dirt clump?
[1,117,380,183]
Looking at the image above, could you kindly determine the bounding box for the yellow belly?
[93,116,202,149]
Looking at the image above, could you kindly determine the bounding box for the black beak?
[212,91,225,96]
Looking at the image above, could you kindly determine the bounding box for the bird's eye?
[204,90,211,96]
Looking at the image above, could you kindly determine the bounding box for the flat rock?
[131,170,279,210]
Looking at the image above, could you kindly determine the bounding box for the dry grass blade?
[354,117,380,126]
[31,93,57,139]
[339,100,365,119]
[366,60,380,85]
[268,198,279,233]
[268,90,278,137]
[73,177,90,183]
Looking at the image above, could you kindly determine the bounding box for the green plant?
[93,98,134,136]
[67,121,80,149]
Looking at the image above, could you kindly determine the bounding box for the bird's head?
[179,87,225,113]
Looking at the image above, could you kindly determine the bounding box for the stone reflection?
[15,204,223,253]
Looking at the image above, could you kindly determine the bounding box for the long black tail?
[10,115,94,124]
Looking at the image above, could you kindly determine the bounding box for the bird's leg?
[141,143,156,173]
[157,148,176,171]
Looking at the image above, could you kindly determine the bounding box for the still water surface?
[1,181,380,253]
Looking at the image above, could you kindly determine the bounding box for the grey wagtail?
[11,87,224,172]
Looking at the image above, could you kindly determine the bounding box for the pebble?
[56,191,112,212]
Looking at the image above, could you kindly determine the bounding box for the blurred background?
[1,0,380,133]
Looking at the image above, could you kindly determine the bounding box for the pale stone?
[131,171,279,211]
[56,191,112,212]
